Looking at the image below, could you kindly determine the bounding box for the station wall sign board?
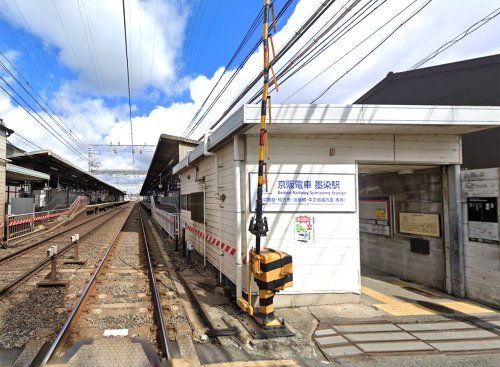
[249,173,356,212]
[294,215,315,243]
[399,212,440,237]
[359,196,391,236]
[467,197,499,245]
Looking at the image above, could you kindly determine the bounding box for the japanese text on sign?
[249,173,356,212]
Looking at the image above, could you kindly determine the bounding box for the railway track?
[0,204,131,298]
[0,203,126,262]
[41,204,172,366]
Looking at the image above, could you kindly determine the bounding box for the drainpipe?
[233,135,243,300]
[203,131,219,271]
[203,183,207,266]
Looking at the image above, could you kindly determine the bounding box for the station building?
[354,53,500,307]
[171,103,500,307]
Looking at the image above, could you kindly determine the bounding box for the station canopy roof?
[8,150,124,195]
[140,134,197,195]
[173,103,500,174]
[6,163,50,182]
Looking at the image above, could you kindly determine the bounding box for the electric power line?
[282,0,418,102]
[247,0,382,103]
[411,7,500,70]
[183,0,297,138]
[312,0,433,103]
[195,0,337,136]
[181,4,266,137]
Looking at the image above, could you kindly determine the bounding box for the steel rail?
[139,208,171,361]
[41,206,131,365]
[0,203,126,265]
[0,205,130,299]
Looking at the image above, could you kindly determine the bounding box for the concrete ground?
[307,267,500,366]
[157,231,500,367]
[200,266,500,366]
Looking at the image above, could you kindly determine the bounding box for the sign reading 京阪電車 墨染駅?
[249,173,356,212]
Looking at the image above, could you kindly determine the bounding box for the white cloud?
[2,0,499,194]
[0,0,187,97]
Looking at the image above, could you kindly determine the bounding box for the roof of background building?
[9,150,124,195]
[140,134,197,195]
[354,53,500,169]
[354,53,500,105]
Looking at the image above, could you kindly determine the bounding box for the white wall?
[180,142,238,283]
[179,133,462,298]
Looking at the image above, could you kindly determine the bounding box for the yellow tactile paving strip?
[203,360,300,367]
[361,285,497,316]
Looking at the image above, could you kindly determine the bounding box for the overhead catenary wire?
[410,7,500,70]
[312,0,433,103]
[121,0,136,170]
[0,82,88,161]
[0,0,89,144]
[0,51,89,153]
[0,67,88,159]
[10,132,43,150]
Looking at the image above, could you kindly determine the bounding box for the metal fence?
[5,195,87,242]
[151,199,179,238]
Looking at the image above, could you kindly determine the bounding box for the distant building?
[355,54,500,169]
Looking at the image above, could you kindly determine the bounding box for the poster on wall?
[467,197,499,245]
[359,197,391,236]
[249,173,356,212]
[294,215,315,243]
[399,213,440,237]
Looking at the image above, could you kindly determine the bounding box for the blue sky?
[0,0,499,193]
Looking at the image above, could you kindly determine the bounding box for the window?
[190,192,204,223]
[181,194,188,210]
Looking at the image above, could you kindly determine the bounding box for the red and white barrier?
[5,195,87,242]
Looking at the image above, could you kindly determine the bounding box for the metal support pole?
[50,255,57,281]
[447,164,466,298]
[182,223,186,257]
[175,234,179,252]
[74,241,79,261]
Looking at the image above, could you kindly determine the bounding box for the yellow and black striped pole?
[243,0,293,328]
[250,0,271,254]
